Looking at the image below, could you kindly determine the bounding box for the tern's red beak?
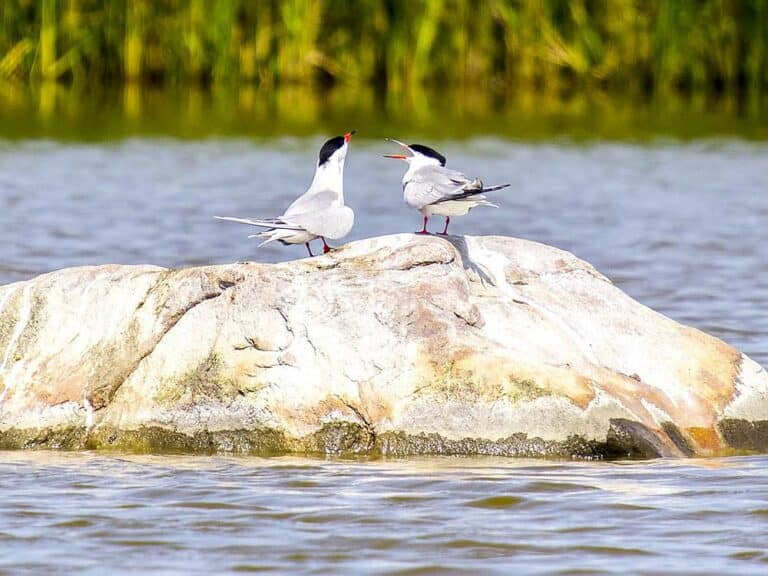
[383,154,408,160]
[344,129,356,143]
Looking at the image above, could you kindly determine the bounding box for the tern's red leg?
[305,242,314,257]
[321,237,332,254]
[437,217,450,236]
[415,215,430,235]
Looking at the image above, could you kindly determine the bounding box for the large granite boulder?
[1,234,766,458]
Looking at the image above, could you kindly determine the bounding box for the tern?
[384,139,509,235]
[216,131,356,257]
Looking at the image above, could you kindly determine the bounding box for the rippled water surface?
[1,452,767,575]
[1,137,767,573]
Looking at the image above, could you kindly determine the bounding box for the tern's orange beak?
[344,129,356,143]
[384,137,411,160]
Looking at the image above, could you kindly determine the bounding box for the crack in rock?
[335,395,377,450]
[92,273,242,409]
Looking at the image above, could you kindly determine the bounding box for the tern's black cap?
[318,136,346,166]
[409,144,446,166]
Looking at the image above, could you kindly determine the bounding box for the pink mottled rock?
[0,234,766,458]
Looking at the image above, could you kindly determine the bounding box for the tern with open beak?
[216,131,356,256]
[384,139,509,235]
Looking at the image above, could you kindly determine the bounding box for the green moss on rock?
[12,291,46,365]
[301,422,376,455]
[87,426,289,455]
[0,288,24,353]
[506,375,548,403]
[0,426,89,450]
[155,351,242,406]
[1,417,761,459]
[718,419,768,452]
[377,430,609,459]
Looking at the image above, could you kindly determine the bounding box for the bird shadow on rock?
[439,235,496,287]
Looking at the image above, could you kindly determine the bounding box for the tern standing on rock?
[216,131,356,256]
[385,139,510,235]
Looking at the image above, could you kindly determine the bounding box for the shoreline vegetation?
[1,1,766,95]
[1,1,766,141]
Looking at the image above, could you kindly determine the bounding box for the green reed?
[0,0,766,95]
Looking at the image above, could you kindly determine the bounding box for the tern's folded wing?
[405,166,480,209]
[288,204,354,240]
[284,189,339,218]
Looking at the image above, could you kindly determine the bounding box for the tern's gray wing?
[284,188,339,218]
[435,166,476,188]
[404,165,478,210]
[287,204,354,239]
[281,188,352,239]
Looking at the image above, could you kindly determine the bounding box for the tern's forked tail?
[479,183,511,193]
[443,183,511,203]
[247,228,295,247]
[215,215,283,228]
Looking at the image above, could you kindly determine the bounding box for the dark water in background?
[1,87,768,573]
[1,452,767,575]
[2,84,767,141]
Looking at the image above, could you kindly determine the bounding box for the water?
[2,84,767,141]
[2,94,768,573]
[1,138,767,365]
[0,451,767,575]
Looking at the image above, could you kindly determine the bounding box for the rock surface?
[1,234,767,458]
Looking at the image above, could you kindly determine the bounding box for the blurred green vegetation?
[1,1,767,141]
[1,81,766,141]
[1,0,767,95]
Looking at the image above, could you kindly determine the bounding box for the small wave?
[463,495,525,509]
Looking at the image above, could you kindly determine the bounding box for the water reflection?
[1,83,767,141]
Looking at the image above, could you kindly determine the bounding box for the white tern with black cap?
[216,130,356,256]
[384,139,510,235]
